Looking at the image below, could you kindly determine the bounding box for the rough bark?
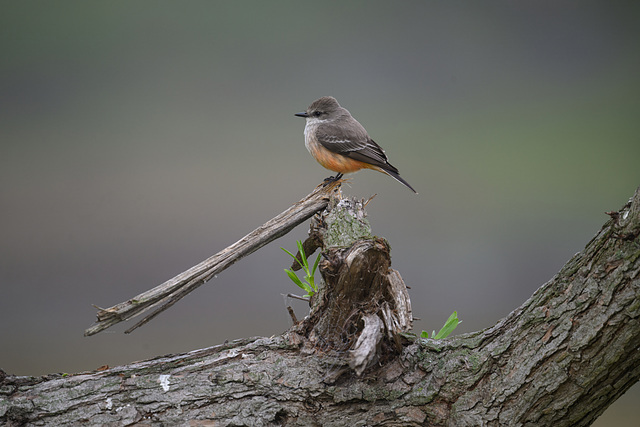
[2,188,639,427]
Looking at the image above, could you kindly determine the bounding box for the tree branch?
[3,187,638,426]
[84,181,341,336]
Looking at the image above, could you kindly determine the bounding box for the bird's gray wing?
[316,120,392,170]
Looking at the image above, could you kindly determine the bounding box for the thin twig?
[284,293,310,302]
[363,194,376,208]
[287,306,298,324]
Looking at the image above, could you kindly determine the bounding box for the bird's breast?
[303,121,320,153]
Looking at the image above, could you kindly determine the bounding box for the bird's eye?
[313,111,322,117]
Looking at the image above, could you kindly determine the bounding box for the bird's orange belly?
[307,143,372,173]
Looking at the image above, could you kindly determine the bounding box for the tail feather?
[381,167,418,194]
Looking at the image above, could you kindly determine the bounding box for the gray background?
[1,2,638,424]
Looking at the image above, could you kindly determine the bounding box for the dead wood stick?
[84,181,342,336]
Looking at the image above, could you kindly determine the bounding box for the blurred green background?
[1,1,638,424]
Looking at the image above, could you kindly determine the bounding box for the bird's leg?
[322,173,344,186]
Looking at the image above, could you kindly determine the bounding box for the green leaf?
[434,311,460,339]
[281,247,296,260]
[311,253,321,276]
[303,273,312,288]
[281,247,304,270]
[296,241,309,268]
[420,330,429,339]
[286,270,313,294]
[284,269,303,287]
[298,283,313,294]
[282,242,318,297]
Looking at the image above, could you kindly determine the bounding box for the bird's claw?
[322,173,344,186]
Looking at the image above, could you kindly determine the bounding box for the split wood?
[84,181,342,336]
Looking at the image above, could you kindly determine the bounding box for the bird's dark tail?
[381,167,418,194]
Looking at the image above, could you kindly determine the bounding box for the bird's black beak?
[295,112,309,118]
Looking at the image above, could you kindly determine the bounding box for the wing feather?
[316,119,392,170]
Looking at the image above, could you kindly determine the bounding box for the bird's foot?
[322,173,344,186]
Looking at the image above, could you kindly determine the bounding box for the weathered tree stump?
[289,195,412,376]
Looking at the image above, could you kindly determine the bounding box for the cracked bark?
[2,187,639,427]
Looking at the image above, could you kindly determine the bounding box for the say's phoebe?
[295,96,417,194]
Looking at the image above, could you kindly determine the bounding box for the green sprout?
[420,311,460,339]
[281,240,321,298]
